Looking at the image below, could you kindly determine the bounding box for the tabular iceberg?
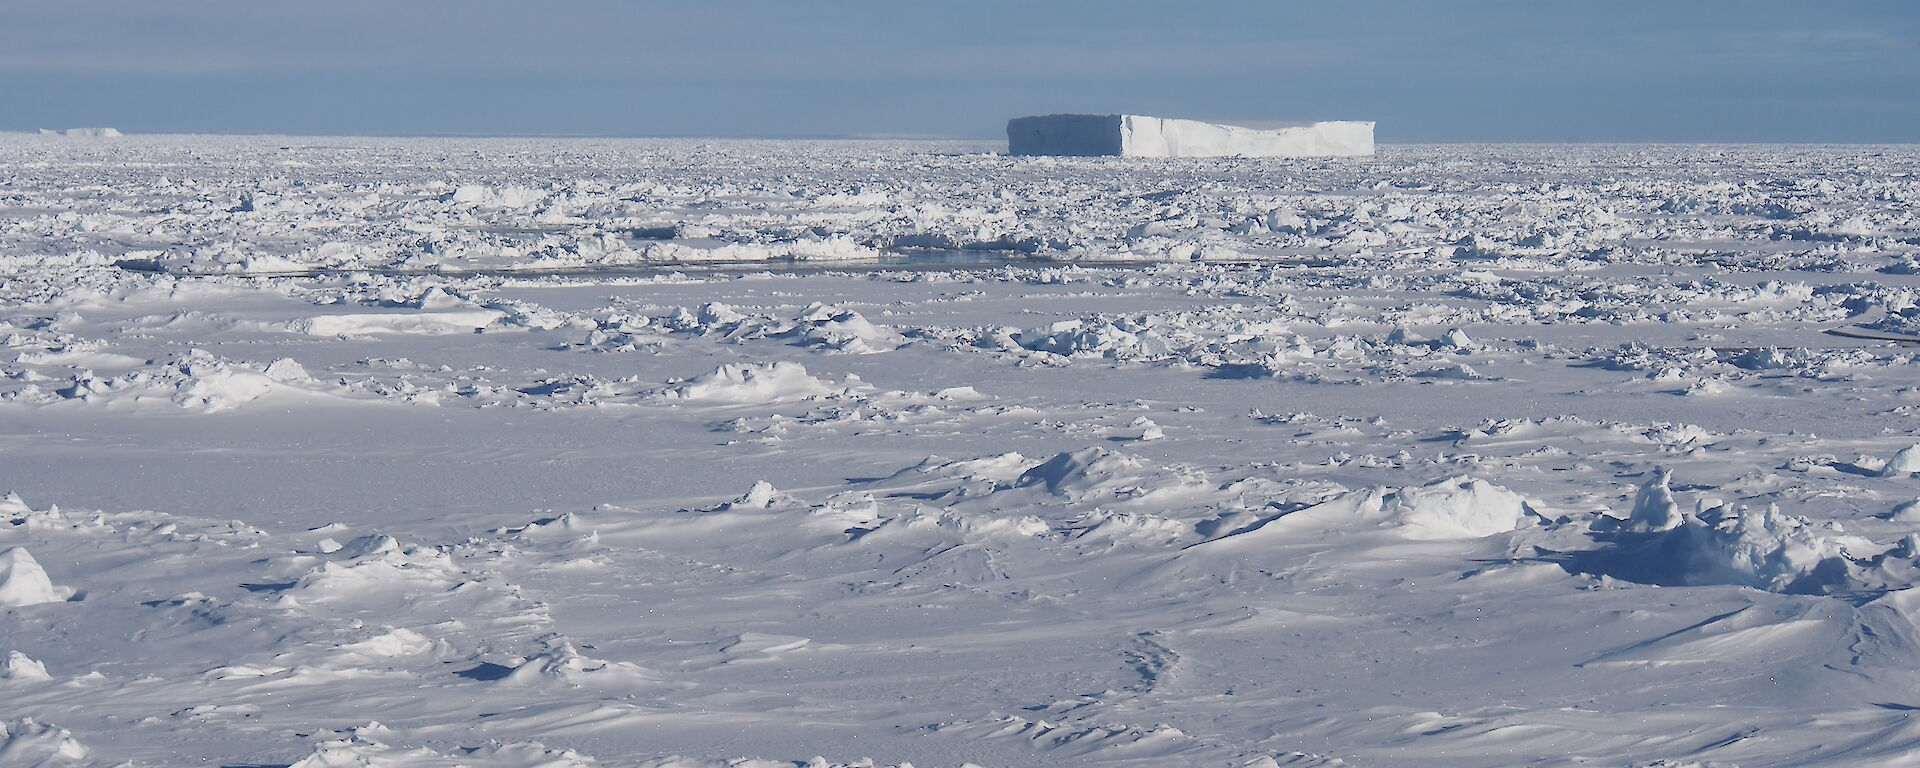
[1007,114,1373,158]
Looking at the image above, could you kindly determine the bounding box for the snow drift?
[657,362,841,404]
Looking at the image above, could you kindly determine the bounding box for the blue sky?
[4,0,1916,141]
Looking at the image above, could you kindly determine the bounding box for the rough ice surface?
[6,134,1920,766]
[1008,114,1374,157]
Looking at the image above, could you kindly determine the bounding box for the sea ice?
[4,136,1920,767]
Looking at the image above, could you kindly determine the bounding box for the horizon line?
[7,130,1920,147]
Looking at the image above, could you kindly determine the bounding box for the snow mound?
[335,628,438,660]
[289,734,596,767]
[1013,447,1203,503]
[2,652,52,683]
[1018,448,1149,497]
[720,480,797,511]
[925,452,1034,484]
[1584,502,1875,594]
[637,303,906,355]
[334,533,401,560]
[784,305,906,354]
[1576,601,1849,670]
[289,737,442,768]
[1196,476,1535,544]
[0,549,68,607]
[405,287,482,310]
[713,632,814,664]
[292,309,504,336]
[932,714,1196,759]
[0,718,87,764]
[51,351,337,412]
[498,638,654,687]
[1016,320,1172,359]
[635,758,927,768]
[659,362,840,403]
[654,302,749,337]
[289,537,462,604]
[1125,416,1166,441]
[1381,476,1536,539]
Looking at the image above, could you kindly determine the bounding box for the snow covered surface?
[1008,115,1374,157]
[5,134,1920,766]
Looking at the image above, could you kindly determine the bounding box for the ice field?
[5,135,1920,767]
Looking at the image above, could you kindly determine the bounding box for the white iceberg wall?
[1007,114,1373,158]
[1121,116,1373,158]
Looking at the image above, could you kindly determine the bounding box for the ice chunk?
[0,718,88,762]
[1008,114,1373,158]
[1128,416,1166,442]
[1587,504,1869,594]
[1015,319,1171,358]
[724,480,786,511]
[1679,506,1858,593]
[2,652,52,683]
[0,549,65,607]
[1627,468,1684,532]
[1439,328,1478,351]
[1885,444,1920,476]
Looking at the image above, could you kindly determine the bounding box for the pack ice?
[1007,114,1374,157]
[4,133,1920,767]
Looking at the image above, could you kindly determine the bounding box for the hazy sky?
[5,0,1917,141]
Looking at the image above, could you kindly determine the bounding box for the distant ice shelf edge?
[39,127,123,138]
[1007,114,1373,158]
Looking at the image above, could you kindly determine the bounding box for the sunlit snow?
[4,134,1920,766]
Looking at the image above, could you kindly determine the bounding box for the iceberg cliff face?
[1006,114,1127,157]
[1007,114,1373,158]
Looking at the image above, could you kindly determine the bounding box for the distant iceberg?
[39,127,123,138]
[1007,114,1371,158]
